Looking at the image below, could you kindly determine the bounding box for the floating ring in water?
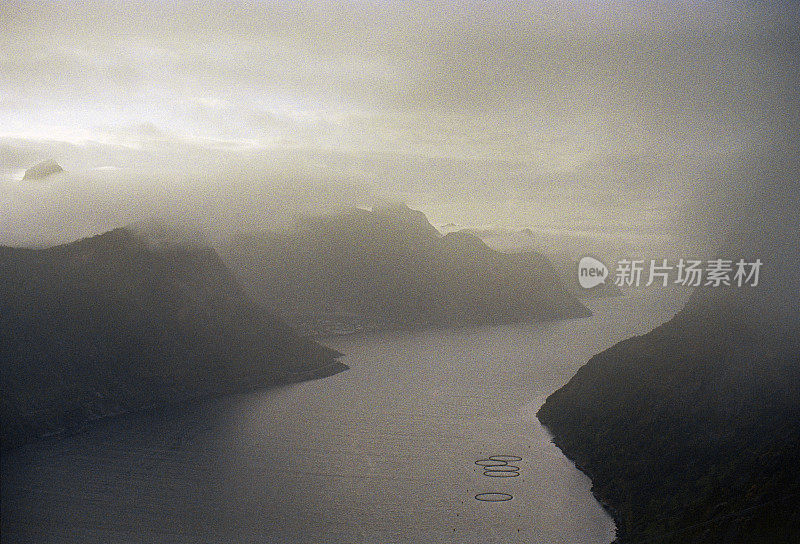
[483,464,519,472]
[475,492,513,502]
[475,459,508,467]
[488,455,522,462]
[483,470,520,478]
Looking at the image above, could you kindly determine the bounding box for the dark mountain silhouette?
[220,204,590,333]
[0,228,345,449]
[538,230,800,542]
[22,159,63,180]
[461,227,623,298]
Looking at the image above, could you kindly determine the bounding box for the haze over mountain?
[460,227,624,298]
[220,204,590,333]
[0,227,345,449]
[538,159,800,542]
[1,1,798,541]
[21,159,63,181]
[3,1,797,255]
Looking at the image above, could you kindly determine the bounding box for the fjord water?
[1,288,689,543]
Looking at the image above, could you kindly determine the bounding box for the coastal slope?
[0,227,345,449]
[221,204,590,333]
[538,235,800,542]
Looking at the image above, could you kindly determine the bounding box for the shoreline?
[1,359,349,453]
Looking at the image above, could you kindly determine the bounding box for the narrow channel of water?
[1,288,689,543]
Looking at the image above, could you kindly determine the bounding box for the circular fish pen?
[483,465,520,472]
[482,470,520,477]
[475,455,522,477]
[475,459,508,467]
[474,492,513,502]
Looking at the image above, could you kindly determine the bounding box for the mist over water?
[1,288,690,543]
[2,1,798,542]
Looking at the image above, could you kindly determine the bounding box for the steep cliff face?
[538,234,800,542]
[0,228,345,449]
[220,204,590,333]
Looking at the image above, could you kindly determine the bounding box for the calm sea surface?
[1,288,689,543]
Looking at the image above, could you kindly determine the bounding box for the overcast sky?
[1,0,798,249]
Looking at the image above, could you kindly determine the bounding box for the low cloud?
[0,159,376,247]
[1,1,798,256]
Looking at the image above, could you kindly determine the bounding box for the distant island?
[220,204,590,334]
[0,227,346,449]
[22,159,64,180]
[538,237,800,542]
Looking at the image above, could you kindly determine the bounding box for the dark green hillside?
[0,228,344,449]
[538,243,800,542]
[221,204,589,332]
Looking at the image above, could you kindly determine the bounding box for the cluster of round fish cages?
[474,455,522,501]
[475,455,522,477]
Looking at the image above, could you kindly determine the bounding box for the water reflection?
[1,288,689,543]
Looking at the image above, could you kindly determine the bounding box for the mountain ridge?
[537,247,800,542]
[0,227,346,449]
[219,205,590,334]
